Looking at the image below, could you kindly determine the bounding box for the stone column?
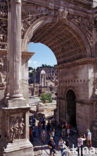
[9,0,22,98]
[5,1,11,99]
[1,1,33,155]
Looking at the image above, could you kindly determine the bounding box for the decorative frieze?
[56,58,96,69]
[68,14,93,46]
[9,114,25,142]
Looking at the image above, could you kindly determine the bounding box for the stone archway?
[66,90,76,127]
[22,16,92,132]
[1,0,97,155]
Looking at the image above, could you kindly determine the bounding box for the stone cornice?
[22,51,34,61]
[0,50,35,61]
[22,0,93,14]
[56,57,97,69]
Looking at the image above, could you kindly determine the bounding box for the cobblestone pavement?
[32,127,97,156]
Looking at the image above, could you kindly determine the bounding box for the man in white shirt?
[77,135,86,156]
[86,129,92,148]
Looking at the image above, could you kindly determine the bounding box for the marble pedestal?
[0,99,33,156]
[3,139,33,156]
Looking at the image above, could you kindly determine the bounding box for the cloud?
[33,61,38,65]
[28,60,40,68]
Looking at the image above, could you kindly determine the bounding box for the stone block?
[3,139,33,156]
[7,98,28,108]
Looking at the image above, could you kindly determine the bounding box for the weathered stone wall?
[58,61,96,133]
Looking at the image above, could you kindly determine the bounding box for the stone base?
[7,97,29,108]
[3,139,33,156]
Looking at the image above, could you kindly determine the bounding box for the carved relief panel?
[8,113,25,142]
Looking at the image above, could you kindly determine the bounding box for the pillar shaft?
[9,0,22,98]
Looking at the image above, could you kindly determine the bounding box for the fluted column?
[9,0,22,98]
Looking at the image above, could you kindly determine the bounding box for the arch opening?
[28,42,58,97]
[28,42,57,68]
[66,90,76,127]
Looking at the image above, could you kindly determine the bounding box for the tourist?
[58,137,71,156]
[61,123,66,138]
[49,131,53,138]
[38,121,42,136]
[77,134,86,156]
[86,129,92,148]
[66,139,70,149]
[41,128,47,144]
[32,116,36,127]
[52,128,55,139]
[48,137,56,156]
[66,123,70,137]
[58,137,66,156]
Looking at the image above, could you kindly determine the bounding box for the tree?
[28,67,35,77]
[40,93,52,103]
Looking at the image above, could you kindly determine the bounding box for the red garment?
[66,124,70,129]
[30,128,32,135]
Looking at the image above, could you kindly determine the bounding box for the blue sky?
[28,42,57,68]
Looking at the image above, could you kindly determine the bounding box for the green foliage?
[40,93,52,103]
[41,64,53,68]
[29,67,34,71]
[28,67,35,77]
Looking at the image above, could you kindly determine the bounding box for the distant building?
[29,66,58,96]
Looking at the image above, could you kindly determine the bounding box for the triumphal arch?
[0,0,97,155]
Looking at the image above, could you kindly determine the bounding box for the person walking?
[58,137,71,156]
[77,135,86,156]
[66,123,70,138]
[86,129,92,148]
[48,137,56,156]
[61,123,66,138]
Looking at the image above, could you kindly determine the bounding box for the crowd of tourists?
[29,115,92,156]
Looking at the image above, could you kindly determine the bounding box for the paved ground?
[32,127,97,156]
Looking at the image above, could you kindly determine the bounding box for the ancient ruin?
[0,0,97,155]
